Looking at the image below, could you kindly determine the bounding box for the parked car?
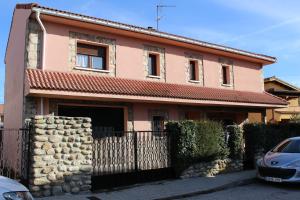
[256,137,300,183]
[0,176,33,200]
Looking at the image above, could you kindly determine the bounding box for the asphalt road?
[182,181,300,200]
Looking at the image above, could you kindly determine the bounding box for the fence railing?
[92,131,172,176]
[0,127,31,181]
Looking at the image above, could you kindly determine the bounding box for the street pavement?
[38,170,255,200]
[37,170,300,200]
[183,181,300,200]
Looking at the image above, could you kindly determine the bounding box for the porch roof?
[25,69,287,108]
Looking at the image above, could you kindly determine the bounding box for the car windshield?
[272,139,300,153]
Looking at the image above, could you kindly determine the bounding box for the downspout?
[35,10,46,69]
[35,11,46,115]
[40,98,44,115]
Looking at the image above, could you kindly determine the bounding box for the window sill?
[147,75,161,79]
[74,67,110,73]
[189,80,201,84]
[221,83,232,87]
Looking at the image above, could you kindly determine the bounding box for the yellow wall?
[248,112,263,123]
[265,80,300,122]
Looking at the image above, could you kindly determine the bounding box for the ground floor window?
[152,115,165,132]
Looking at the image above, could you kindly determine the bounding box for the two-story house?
[4,3,287,133]
[0,104,3,128]
[264,76,300,122]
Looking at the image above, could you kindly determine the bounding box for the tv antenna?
[156,4,176,30]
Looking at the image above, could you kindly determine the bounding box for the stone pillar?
[28,115,93,197]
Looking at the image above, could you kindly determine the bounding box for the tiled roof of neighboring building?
[26,69,287,106]
[265,76,300,91]
[15,3,276,63]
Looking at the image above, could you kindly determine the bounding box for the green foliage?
[166,120,229,174]
[226,125,244,160]
[243,123,300,168]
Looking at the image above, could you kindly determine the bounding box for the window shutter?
[77,43,99,56]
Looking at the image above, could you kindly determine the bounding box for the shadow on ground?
[256,179,300,191]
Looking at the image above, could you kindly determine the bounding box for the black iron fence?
[0,125,31,181]
[92,131,172,176]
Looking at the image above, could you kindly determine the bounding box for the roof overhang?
[267,89,300,97]
[30,6,276,65]
[265,76,300,91]
[26,89,286,109]
[25,69,287,109]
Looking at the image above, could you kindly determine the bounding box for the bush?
[166,120,229,174]
[226,125,244,160]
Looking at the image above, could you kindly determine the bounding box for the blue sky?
[1,0,300,104]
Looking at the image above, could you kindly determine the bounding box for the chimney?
[147,26,155,31]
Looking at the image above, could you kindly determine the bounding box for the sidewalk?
[38,170,256,200]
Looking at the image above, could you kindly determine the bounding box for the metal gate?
[92,131,174,189]
[0,123,31,183]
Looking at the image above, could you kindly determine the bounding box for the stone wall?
[28,115,93,197]
[180,159,243,179]
[24,97,37,122]
[25,19,41,69]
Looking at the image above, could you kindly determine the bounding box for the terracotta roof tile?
[26,69,287,106]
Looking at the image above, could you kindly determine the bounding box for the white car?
[257,137,300,183]
[0,176,33,200]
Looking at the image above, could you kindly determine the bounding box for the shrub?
[195,120,229,160]
[166,120,229,174]
[226,125,244,160]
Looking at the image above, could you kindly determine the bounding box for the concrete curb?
[153,178,256,200]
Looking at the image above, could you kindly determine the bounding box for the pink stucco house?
[5,3,287,132]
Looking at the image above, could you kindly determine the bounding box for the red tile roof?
[26,69,287,106]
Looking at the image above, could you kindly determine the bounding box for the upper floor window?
[189,60,199,81]
[222,65,230,85]
[148,53,160,76]
[76,43,107,70]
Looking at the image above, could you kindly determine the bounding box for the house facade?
[264,76,300,122]
[0,104,3,128]
[5,3,287,133]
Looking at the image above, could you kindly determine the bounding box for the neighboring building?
[0,104,3,127]
[4,3,287,132]
[265,76,300,122]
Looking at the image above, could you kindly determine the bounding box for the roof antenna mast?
[156,4,175,30]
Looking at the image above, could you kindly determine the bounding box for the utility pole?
[156,4,176,30]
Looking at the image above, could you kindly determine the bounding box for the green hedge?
[243,123,300,168]
[166,120,229,174]
[226,125,244,160]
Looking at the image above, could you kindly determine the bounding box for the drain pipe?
[35,10,46,69]
[40,98,44,115]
